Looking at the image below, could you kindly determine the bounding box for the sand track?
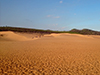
[0,32,100,75]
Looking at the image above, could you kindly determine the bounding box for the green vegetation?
[0,26,100,35]
[69,29,100,35]
[0,26,68,34]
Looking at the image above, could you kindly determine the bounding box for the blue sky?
[0,0,100,31]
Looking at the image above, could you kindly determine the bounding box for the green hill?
[0,26,100,35]
[69,29,100,35]
[0,26,66,34]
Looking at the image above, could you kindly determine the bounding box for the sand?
[0,31,100,75]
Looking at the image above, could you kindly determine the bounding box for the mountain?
[70,29,100,35]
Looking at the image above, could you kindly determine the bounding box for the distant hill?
[0,26,100,35]
[69,29,100,35]
[0,26,65,34]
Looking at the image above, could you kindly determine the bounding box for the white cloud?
[47,15,51,17]
[61,27,66,29]
[46,15,60,19]
[78,0,80,1]
[74,13,76,15]
[48,24,58,27]
[25,19,33,22]
[60,1,63,3]
[56,24,58,25]
[53,16,60,18]
[58,27,66,30]
[53,24,58,26]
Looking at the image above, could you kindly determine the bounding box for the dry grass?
[0,32,100,75]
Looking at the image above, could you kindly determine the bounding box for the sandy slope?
[0,31,31,41]
[0,31,100,75]
[0,31,43,41]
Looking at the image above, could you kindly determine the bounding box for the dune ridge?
[0,31,42,41]
[44,33,95,39]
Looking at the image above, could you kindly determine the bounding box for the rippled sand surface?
[0,32,100,75]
